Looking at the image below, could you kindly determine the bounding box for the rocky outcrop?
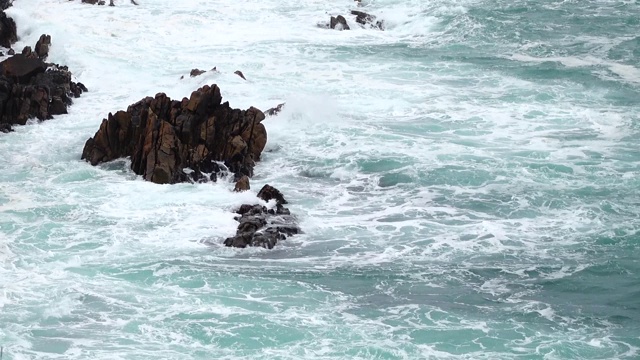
[319,11,384,31]
[224,185,300,249]
[0,51,87,132]
[0,10,17,48]
[351,10,384,30]
[81,84,268,184]
[81,86,301,249]
[257,184,288,205]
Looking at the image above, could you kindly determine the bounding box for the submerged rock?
[330,15,350,30]
[234,70,246,80]
[190,68,205,77]
[265,103,285,116]
[81,84,268,184]
[0,122,12,133]
[321,11,384,31]
[351,10,384,30]
[224,185,300,249]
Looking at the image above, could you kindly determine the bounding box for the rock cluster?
[81,84,300,248]
[320,9,384,30]
[224,185,300,249]
[20,34,51,60]
[0,2,86,133]
[351,10,384,29]
[0,38,87,132]
[81,84,268,184]
[79,0,138,5]
[3,0,300,250]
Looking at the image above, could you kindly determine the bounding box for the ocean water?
[1,0,639,358]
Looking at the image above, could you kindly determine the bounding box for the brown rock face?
[224,187,300,249]
[234,175,250,192]
[81,84,268,184]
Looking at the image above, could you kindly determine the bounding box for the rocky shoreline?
[0,0,310,249]
[79,84,302,249]
[0,2,86,133]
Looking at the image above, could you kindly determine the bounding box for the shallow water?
[1,0,639,358]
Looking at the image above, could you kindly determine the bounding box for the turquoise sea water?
[0,0,639,358]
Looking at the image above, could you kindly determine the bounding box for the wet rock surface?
[224,185,300,249]
[81,84,268,184]
[0,36,87,132]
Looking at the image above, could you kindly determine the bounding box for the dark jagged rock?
[1,54,46,81]
[351,10,384,30]
[109,0,115,6]
[266,103,285,116]
[19,35,51,60]
[234,70,246,80]
[34,34,51,60]
[0,122,12,133]
[321,11,383,31]
[330,15,350,30]
[224,188,300,249]
[0,53,87,129]
[0,10,17,48]
[257,184,288,205]
[81,84,268,184]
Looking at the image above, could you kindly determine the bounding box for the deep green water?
[0,0,639,358]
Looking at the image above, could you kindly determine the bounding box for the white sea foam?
[510,53,640,84]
